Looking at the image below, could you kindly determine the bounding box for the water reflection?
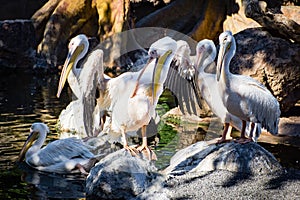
[18,162,86,199]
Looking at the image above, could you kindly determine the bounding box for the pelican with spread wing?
[18,123,97,174]
[56,34,107,137]
[216,31,280,143]
[57,35,177,160]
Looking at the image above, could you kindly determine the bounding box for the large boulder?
[0,20,36,69]
[86,149,161,199]
[164,141,282,176]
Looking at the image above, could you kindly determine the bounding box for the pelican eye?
[200,45,205,52]
[68,42,73,49]
[149,50,158,59]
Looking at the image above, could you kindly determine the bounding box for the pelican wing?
[164,58,202,115]
[78,49,104,136]
[231,75,280,134]
[27,138,94,168]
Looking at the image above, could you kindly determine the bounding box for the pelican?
[57,34,177,160]
[216,31,280,143]
[18,123,97,174]
[195,39,261,142]
[56,34,106,137]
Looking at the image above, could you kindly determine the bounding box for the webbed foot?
[137,145,157,160]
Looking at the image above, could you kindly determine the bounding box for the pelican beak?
[131,56,156,98]
[216,42,230,82]
[18,130,38,162]
[56,43,85,98]
[196,49,205,69]
[152,50,172,104]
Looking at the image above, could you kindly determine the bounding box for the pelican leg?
[75,163,89,175]
[217,123,231,143]
[235,120,252,144]
[248,122,255,141]
[227,125,233,140]
[121,126,139,156]
[136,125,157,160]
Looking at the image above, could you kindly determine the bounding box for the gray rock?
[86,149,161,199]
[164,141,282,176]
[0,20,36,68]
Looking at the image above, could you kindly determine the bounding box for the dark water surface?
[0,69,299,199]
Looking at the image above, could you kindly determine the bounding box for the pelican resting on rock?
[216,31,280,143]
[57,34,177,160]
[195,39,261,142]
[18,123,98,174]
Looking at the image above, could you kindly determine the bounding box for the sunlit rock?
[164,141,282,176]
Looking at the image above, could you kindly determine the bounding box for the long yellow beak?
[18,131,38,162]
[56,44,85,98]
[152,50,172,104]
[216,44,226,82]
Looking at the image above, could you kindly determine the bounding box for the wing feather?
[164,59,202,115]
[232,75,280,134]
[28,138,94,168]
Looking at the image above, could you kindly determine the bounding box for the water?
[0,69,299,199]
[0,69,72,199]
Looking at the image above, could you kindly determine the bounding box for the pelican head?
[148,37,177,103]
[196,39,216,69]
[216,31,236,81]
[57,34,89,98]
[18,123,49,162]
[132,36,177,101]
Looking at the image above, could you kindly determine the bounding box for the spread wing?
[164,57,202,115]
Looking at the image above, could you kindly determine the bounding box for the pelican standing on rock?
[195,39,261,142]
[216,31,280,143]
[56,34,107,137]
[18,123,97,174]
[57,35,177,160]
[107,37,177,160]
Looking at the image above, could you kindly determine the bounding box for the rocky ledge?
[85,141,300,199]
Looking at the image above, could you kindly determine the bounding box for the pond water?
[0,69,299,199]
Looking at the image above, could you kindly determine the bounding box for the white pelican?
[57,35,177,160]
[195,39,261,142]
[56,34,106,137]
[216,31,280,143]
[18,123,97,174]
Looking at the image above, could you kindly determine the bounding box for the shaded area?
[0,0,48,20]
[18,162,86,199]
